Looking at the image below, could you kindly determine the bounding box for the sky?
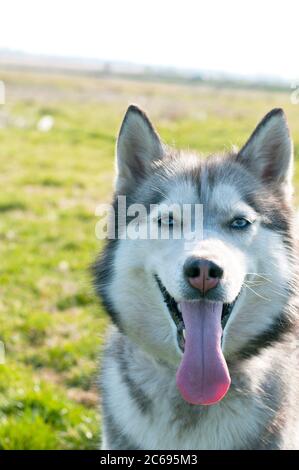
[0,0,298,80]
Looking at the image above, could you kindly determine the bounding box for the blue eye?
[230,218,251,230]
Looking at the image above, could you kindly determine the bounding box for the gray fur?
[102,405,141,450]
[94,106,299,450]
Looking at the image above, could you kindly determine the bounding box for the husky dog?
[93,105,299,450]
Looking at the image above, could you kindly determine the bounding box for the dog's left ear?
[115,105,164,194]
[238,108,294,199]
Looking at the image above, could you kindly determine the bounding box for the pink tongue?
[176,300,231,405]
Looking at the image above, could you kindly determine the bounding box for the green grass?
[0,69,298,449]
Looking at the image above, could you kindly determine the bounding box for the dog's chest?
[132,397,260,449]
[104,356,261,450]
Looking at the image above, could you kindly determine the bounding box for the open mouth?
[154,274,239,353]
[155,274,239,405]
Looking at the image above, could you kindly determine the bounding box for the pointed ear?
[115,105,164,194]
[237,108,294,199]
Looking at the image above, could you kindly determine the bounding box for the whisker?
[245,273,273,283]
[243,282,271,301]
[266,288,289,299]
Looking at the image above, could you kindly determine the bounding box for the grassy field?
[0,68,298,449]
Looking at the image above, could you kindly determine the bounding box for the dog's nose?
[184,257,223,294]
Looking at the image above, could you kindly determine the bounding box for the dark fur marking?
[170,394,205,438]
[111,334,153,415]
[119,357,153,415]
[92,237,120,326]
[232,314,293,362]
[246,367,286,449]
[244,190,292,233]
[103,411,140,450]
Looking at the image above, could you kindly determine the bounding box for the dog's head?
[95,105,295,405]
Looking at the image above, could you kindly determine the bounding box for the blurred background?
[0,0,298,449]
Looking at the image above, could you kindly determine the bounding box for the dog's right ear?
[115,105,164,194]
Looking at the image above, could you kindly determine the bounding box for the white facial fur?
[106,175,293,362]
[108,106,294,364]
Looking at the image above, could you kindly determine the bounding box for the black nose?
[183,257,224,293]
[184,257,223,279]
